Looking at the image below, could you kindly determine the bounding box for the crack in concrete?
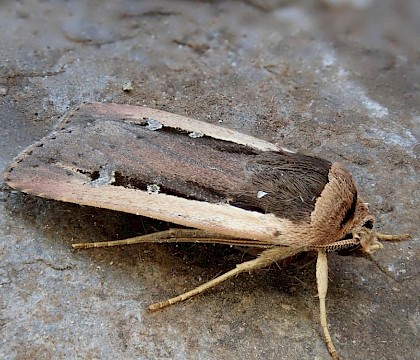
[63,32,140,46]
[6,68,66,82]
[121,9,180,18]
[0,266,11,286]
[22,258,75,271]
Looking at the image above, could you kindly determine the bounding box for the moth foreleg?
[316,250,339,360]
[375,232,411,241]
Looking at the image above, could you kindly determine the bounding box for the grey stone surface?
[1,1,419,359]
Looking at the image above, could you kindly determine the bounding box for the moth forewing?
[92,102,281,152]
[5,176,295,245]
[4,103,409,360]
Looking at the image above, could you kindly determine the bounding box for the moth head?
[310,163,383,254]
[346,200,383,254]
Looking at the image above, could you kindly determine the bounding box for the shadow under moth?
[4,102,410,359]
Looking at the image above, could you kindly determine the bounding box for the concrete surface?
[1,1,419,359]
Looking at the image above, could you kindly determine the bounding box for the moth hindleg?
[149,246,304,311]
[71,229,235,249]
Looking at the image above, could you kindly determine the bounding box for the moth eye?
[363,219,374,229]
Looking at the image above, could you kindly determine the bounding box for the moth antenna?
[361,252,400,281]
[316,250,339,360]
[360,232,412,280]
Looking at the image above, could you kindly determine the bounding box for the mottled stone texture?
[1,1,418,359]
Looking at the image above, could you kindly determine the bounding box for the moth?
[4,102,409,359]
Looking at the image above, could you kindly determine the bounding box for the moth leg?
[149,262,252,311]
[72,229,227,249]
[375,232,411,241]
[72,229,274,249]
[316,250,339,360]
[149,246,303,311]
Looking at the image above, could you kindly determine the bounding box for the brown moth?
[4,103,409,360]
